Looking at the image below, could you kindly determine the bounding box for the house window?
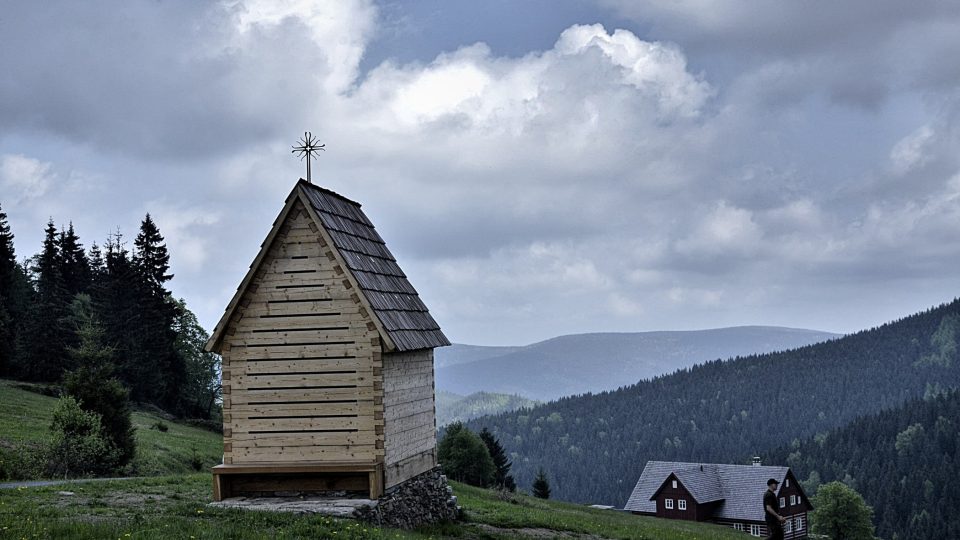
[678,499,687,510]
[733,523,744,531]
[784,519,792,533]
[750,524,761,536]
[785,478,790,487]
[790,494,796,505]
[796,516,805,531]
[672,480,677,489]
[665,498,674,509]
[779,497,785,508]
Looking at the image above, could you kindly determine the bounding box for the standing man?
[764,478,787,540]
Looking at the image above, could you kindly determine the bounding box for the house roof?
[625,461,792,522]
[205,179,449,353]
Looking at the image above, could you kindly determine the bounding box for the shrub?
[153,421,169,432]
[45,396,119,477]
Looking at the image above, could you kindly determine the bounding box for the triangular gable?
[206,180,449,353]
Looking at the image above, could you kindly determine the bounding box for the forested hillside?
[437,327,839,400]
[766,391,960,540]
[465,300,960,506]
[0,204,220,420]
[436,391,540,426]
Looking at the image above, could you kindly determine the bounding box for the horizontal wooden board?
[229,401,372,417]
[227,345,367,360]
[383,385,433,407]
[387,438,436,465]
[233,315,366,332]
[231,372,371,390]
[264,257,325,273]
[234,358,367,373]
[231,431,376,448]
[384,373,434,392]
[240,288,355,303]
[229,416,365,432]
[384,360,435,378]
[384,411,434,434]
[384,397,433,421]
[239,302,362,317]
[269,243,326,259]
[234,446,380,463]
[230,387,371,404]
[228,331,374,346]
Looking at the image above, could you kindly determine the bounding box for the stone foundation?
[353,466,460,529]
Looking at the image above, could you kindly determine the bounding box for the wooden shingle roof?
[205,179,449,353]
[298,181,450,351]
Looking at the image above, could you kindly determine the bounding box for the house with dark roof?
[205,179,449,501]
[624,459,813,538]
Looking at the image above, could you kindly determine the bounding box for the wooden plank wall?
[383,349,438,486]
[220,201,385,465]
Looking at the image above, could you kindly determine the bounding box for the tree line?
[0,203,221,421]
[464,298,960,507]
[767,390,960,540]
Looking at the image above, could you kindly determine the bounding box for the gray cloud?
[2,1,960,345]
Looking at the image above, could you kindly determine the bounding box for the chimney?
[752,457,761,466]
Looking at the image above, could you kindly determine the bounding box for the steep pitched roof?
[625,461,792,522]
[206,179,449,353]
[298,181,450,351]
[664,465,724,503]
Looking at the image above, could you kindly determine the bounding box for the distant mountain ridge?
[436,326,840,400]
[436,390,540,426]
[462,299,960,506]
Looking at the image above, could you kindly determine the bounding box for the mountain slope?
[436,390,540,426]
[766,390,960,540]
[438,326,840,400]
[464,299,960,506]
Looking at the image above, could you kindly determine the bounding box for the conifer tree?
[63,294,136,469]
[480,427,516,491]
[96,233,143,396]
[0,205,17,373]
[131,215,185,412]
[19,220,69,381]
[58,222,91,298]
[532,468,551,499]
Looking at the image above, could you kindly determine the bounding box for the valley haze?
[436,326,839,400]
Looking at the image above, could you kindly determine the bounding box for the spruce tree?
[132,215,184,412]
[63,294,136,469]
[97,234,144,400]
[480,427,516,491]
[19,220,70,381]
[58,222,91,298]
[0,205,17,373]
[532,468,551,499]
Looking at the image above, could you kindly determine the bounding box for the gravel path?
[0,476,144,489]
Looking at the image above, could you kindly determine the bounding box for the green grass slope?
[0,475,745,539]
[0,379,222,478]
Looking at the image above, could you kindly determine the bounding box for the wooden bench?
[212,461,384,501]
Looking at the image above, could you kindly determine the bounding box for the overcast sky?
[2,1,960,345]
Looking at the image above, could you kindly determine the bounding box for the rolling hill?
[464,299,960,506]
[437,326,840,400]
[436,390,540,426]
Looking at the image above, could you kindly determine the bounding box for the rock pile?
[353,466,460,529]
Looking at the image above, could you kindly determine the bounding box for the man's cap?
[767,478,779,486]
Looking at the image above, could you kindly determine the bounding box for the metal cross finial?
[292,131,325,183]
